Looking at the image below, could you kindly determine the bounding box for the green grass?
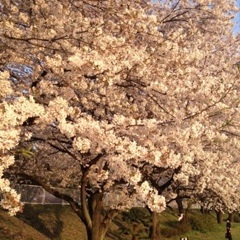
[0,205,239,240]
[157,210,240,240]
[0,205,86,240]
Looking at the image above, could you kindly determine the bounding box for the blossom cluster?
[0,0,240,215]
[0,70,45,214]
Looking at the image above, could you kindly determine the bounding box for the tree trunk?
[132,223,138,240]
[200,206,205,214]
[216,210,223,224]
[176,198,184,215]
[176,198,188,223]
[150,211,161,240]
[91,194,104,240]
[228,212,234,222]
[87,192,118,240]
[176,198,192,224]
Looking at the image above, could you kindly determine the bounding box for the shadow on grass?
[17,204,63,239]
[106,208,150,240]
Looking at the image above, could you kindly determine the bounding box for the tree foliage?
[0,0,240,238]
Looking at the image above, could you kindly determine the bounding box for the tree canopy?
[0,0,240,239]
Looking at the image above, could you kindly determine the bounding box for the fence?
[11,184,145,206]
[11,184,201,209]
[13,184,80,205]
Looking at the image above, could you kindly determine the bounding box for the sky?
[233,0,240,35]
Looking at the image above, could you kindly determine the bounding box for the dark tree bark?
[150,211,161,240]
[216,210,223,224]
[228,212,234,223]
[176,198,184,215]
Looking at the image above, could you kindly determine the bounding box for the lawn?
[0,205,239,240]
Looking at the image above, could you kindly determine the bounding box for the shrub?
[188,213,216,233]
[233,213,240,223]
[161,221,191,237]
[161,227,179,237]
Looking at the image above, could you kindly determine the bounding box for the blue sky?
[233,0,240,35]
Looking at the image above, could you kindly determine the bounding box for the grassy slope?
[0,208,49,240]
[0,205,87,240]
[159,210,240,240]
[0,205,239,240]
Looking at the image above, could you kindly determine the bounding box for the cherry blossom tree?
[1,0,240,239]
[0,71,44,215]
